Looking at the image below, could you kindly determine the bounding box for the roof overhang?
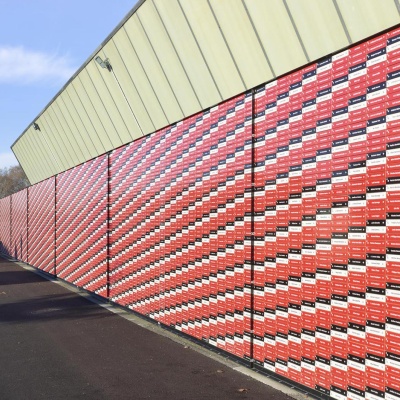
[12,0,400,184]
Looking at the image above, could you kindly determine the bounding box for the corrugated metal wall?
[0,196,11,256]
[3,26,400,399]
[10,190,28,262]
[108,93,253,355]
[56,155,108,296]
[28,177,56,274]
[12,0,400,184]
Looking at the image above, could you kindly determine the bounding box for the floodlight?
[95,56,112,71]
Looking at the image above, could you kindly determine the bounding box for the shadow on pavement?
[0,259,111,325]
[0,292,112,325]
[0,269,49,285]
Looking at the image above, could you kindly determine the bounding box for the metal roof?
[12,0,400,184]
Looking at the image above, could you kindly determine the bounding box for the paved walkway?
[0,257,296,400]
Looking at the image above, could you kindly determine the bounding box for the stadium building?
[2,1,400,398]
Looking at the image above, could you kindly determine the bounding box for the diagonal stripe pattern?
[56,155,108,297]
[28,177,55,273]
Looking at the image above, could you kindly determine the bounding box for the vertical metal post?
[249,88,256,367]
[107,152,111,299]
[27,188,29,264]
[54,175,57,276]
[9,195,12,258]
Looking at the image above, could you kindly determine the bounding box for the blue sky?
[0,0,137,169]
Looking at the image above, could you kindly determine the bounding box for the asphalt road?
[0,257,292,400]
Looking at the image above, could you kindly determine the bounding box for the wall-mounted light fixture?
[33,122,40,131]
[95,52,143,135]
[95,56,112,72]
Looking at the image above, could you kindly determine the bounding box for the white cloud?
[0,152,19,169]
[0,46,76,84]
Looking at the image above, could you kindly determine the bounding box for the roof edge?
[11,0,146,149]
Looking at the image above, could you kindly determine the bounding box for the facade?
[11,0,400,184]
[3,1,400,399]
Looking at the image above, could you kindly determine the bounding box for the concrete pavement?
[0,257,307,400]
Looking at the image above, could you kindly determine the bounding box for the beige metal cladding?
[12,0,400,184]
